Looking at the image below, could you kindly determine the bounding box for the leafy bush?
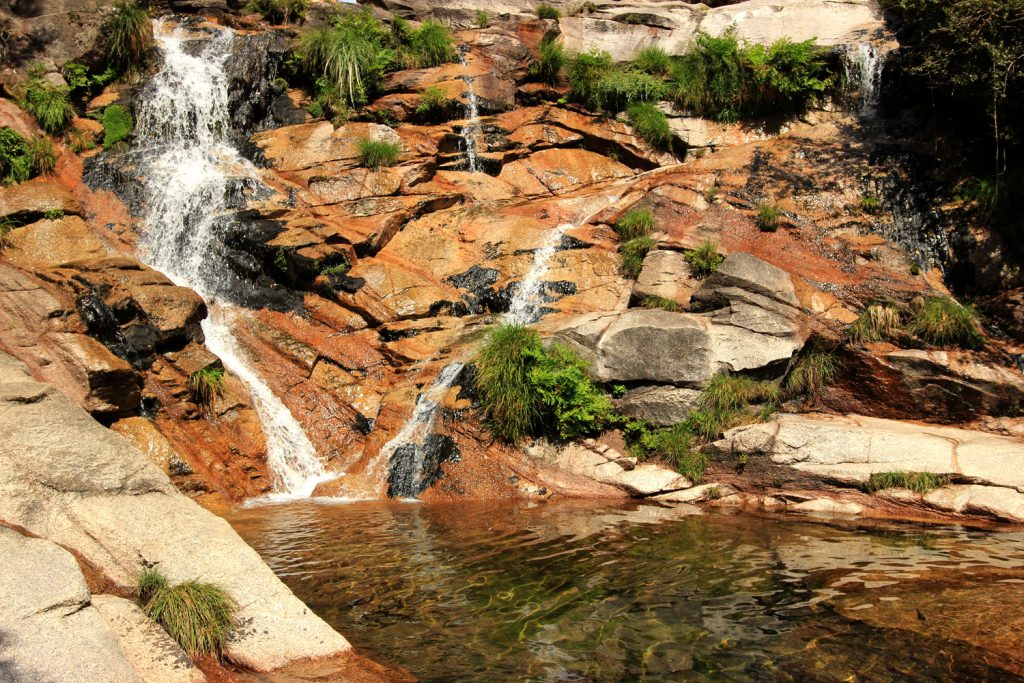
[246,0,308,24]
[0,127,54,185]
[356,138,401,169]
[909,296,983,348]
[475,324,613,442]
[101,104,134,148]
[619,236,655,278]
[784,347,839,400]
[188,367,224,405]
[20,75,75,134]
[62,62,116,97]
[634,45,670,76]
[859,193,882,214]
[756,202,781,231]
[137,568,237,658]
[625,418,710,482]
[670,29,831,121]
[866,470,950,494]
[592,67,666,112]
[615,207,655,241]
[300,10,393,108]
[848,303,903,343]
[415,85,452,120]
[475,10,490,28]
[407,20,456,68]
[566,50,613,107]
[695,373,780,440]
[627,101,671,148]
[639,295,679,312]
[535,3,561,19]
[104,0,153,74]
[683,240,723,278]
[530,36,565,86]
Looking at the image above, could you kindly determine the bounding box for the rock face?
[616,385,702,426]
[529,439,692,496]
[0,352,351,672]
[632,250,698,306]
[0,527,143,683]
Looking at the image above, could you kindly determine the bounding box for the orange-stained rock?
[0,177,83,218]
[5,216,114,268]
[498,148,634,195]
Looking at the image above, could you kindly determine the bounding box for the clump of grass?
[406,20,456,68]
[529,35,565,86]
[620,236,655,278]
[909,296,983,348]
[415,85,452,120]
[475,10,491,28]
[188,367,225,405]
[695,373,780,440]
[101,104,134,148]
[639,295,679,312]
[627,101,671,149]
[356,138,401,169]
[20,75,76,134]
[683,240,724,278]
[246,0,308,24]
[300,10,393,108]
[568,1,597,16]
[592,67,666,113]
[0,127,55,185]
[866,471,950,494]
[859,193,882,215]
[566,50,612,108]
[319,261,350,277]
[43,209,64,220]
[634,45,670,76]
[535,3,561,19]
[614,207,655,241]
[104,0,153,75]
[756,202,781,232]
[137,568,237,658]
[784,347,839,400]
[847,303,903,343]
[705,484,723,500]
[704,183,719,202]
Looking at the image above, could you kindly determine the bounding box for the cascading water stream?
[134,19,329,499]
[843,43,887,115]
[457,48,482,173]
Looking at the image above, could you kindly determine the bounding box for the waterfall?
[457,48,482,173]
[134,19,328,498]
[505,222,574,325]
[843,43,887,115]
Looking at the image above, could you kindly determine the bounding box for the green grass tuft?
[694,373,780,440]
[859,193,882,215]
[101,104,134,148]
[683,240,724,278]
[909,296,983,348]
[415,85,452,120]
[475,9,491,27]
[319,261,350,277]
[529,36,565,86]
[627,101,671,149]
[535,3,561,19]
[0,127,55,185]
[300,10,392,108]
[755,202,781,232]
[43,209,64,220]
[784,347,839,400]
[20,76,76,135]
[104,0,153,75]
[633,45,671,76]
[614,207,655,241]
[188,367,225,405]
[407,20,456,68]
[619,236,655,279]
[138,568,237,658]
[246,0,308,24]
[866,470,950,494]
[848,303,903,343]
[639,295,679,312]
[356,138,401,169]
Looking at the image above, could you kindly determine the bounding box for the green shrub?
[866,470,950,494]
[909,296,983,348]
[592,67,666,112]
[566,50,613,107]
[859,193,882,214]
[619,236,654,278]
[627,101,671,148]
[188,367,225,405]
[137,568,237,658]
[20,76,76,134]
[755,202,781,231]
[624,419,709,481]
[43,209,64,220]
[639,295,679,312]
[475,10,491,28]
[407,20,456,68]
[530,36,565,86]
[62,62,116,96]
[101,104,134,148]
[300,10,394,108]
[695,373,780,440]
[356,138,401,169]
[614,207,655,241]
[535,3,561,19]
[634,45,670,75]
[104,0,153,74]
[319,261,350,277]
[848,303,903,343]
[0,128,54,185]
[475,324,613,442]
[683,240,723,278]
[784,347,839,400]
[415,85,452,119]
[246,0,308,24]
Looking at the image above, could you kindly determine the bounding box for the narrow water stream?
[230,501,1024,681]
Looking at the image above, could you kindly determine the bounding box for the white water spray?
[844,43,887,115]
[134,19,328,498]
[457,49,482,173]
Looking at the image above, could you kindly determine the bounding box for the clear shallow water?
[228,501,1024,682]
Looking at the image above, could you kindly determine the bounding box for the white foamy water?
[457,49,482,173]
[844,43,887,115]
[134,19,328,498]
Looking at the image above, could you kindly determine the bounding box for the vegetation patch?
[104,0,153,75]
[696,373,780,440]
[627,102,671,149]
[535,3,561,19]
[633,46,670,76]
[475,324,613,442]
[910,297,983,349]
[0,127,55,185]
[866,470,950,494]
[639,295,679,312]
[475,10,490,28]
[246,0,308,24]
[529,36,565,86]
[848,303,903,343]
[784,347,839,400]
[19,72,76,135]
[614,207,655,242]
[357,138,401,169]
[188,367,225,405]
[101,104,134,148]
[619,236,655,279]
[683,240,723,278]
[415,86,452,120]
[859,193,882,215]
[755,202,781,232]
[406,20,456,68]
[137,567,237,658]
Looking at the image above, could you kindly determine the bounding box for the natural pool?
[228,501,1024,682]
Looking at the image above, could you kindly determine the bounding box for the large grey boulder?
[0,353,350,672]
[616,385,703,426]
[690,252,800,311]
[632,250,698,307]
[0,527,143,683]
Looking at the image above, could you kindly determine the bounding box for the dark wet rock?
[387,434,459,498]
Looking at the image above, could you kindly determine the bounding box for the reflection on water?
[228,501,1024,682]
